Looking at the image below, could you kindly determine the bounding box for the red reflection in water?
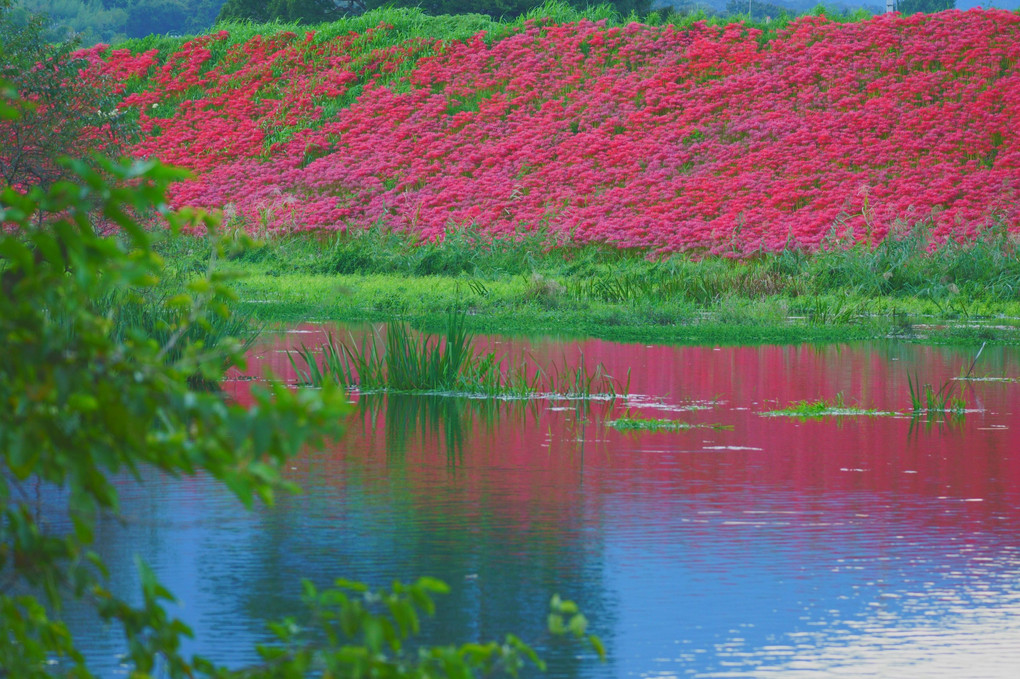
[224,326,1020,528]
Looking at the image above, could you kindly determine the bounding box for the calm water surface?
[72,328,1020,678]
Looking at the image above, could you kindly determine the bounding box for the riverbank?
[158,230,1020,346]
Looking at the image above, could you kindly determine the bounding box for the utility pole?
[887,0,896,12]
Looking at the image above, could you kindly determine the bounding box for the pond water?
[68,326,1020,678]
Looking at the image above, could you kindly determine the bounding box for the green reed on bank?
[289,309,626,398]
[211,217,1020,305]
[558,222,1020,309]
[107,292,260,363]
[152,215,1020,346]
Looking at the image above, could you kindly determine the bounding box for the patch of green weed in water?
[762,393,894,419]
[607,417,733,432]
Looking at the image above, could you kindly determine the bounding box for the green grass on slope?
[119,2,876,62]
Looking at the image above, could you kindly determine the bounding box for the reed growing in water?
[289,310,627,399]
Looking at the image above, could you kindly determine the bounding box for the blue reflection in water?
[56,340,1020,678]
[597,487,1020,678]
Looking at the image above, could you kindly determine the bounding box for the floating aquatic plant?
[607,417,732,432]
[762,393,892,418]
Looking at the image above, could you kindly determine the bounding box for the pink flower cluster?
[92,10,1020,253]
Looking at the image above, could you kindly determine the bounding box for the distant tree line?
[10,0,957,45]
[722,0,796,20]
[217,1,653,24]
[658,0,950,17]
[895,0,955,13]
[11,1,658,42]
[216,0,352,24]
[10,0,224,42]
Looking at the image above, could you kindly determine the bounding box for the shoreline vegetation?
[9,2,1017,348]
[156,225,1020,346]
[58,4,1018,349]
[85,5,1011,348]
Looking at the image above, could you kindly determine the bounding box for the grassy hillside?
[76,4,1019,256]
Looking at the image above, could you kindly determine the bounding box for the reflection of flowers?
[81,11,1020,250]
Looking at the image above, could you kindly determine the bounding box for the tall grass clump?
[800,221,1020,301]
[289,310,481,391]
[345,222,1020,305]
[907,373,966,417]
[289,309,626,398]
[545,350,630,399]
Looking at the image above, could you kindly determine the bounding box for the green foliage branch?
[0,148,354,676]
[206,579,603,678]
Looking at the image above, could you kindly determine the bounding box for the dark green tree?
[896,0,955,13]
[362,1,653,18]
[219,0,654,23]
[13,1,227,42]
[216,0,264,21]
[1,1,134,192]
[124,0,190,37]
[218,0,348,23]
[724,0,792,19]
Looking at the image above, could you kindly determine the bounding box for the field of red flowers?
[79,9,1020,254]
